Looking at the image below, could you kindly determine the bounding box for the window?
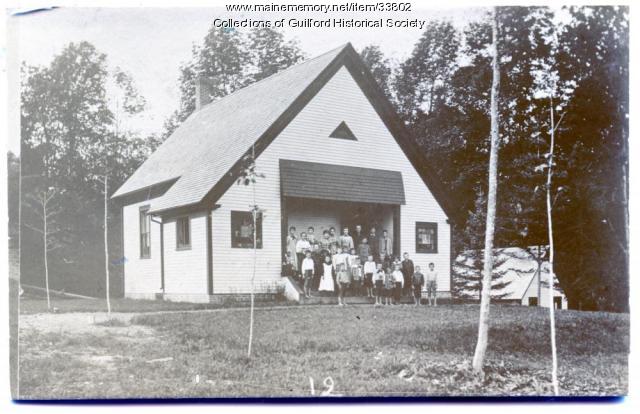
[528,297,538,306]
[139,206,151,259]
[176,217,191,250]
[329,121,357,140]
[231,211,262,248]
[415,222,437,253]
[554,296,563,310]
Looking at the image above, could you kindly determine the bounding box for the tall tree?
[552,6,629,311]
[389,7,627,312]
[21,42,112,185]
[359,45,394,99]
[248,27,304,82]
[164,26,303,138]
[394,20,459,124]
[168,27,249,128]
[21,42,157,298]
[472,7,501,373]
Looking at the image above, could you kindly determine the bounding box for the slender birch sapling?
[472,7,501,373]
[24,186,60,311]
[237,147,265,357]
[545,97,563,395]
[102,175,111,316]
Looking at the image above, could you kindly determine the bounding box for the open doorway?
[283,197,398,254]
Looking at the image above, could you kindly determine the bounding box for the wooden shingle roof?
[112,44,348,208]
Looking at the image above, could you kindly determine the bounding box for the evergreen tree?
[452,190,513,299]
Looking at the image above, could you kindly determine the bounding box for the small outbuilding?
[454,247,568,309]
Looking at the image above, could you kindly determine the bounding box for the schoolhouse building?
[112,43,456,303]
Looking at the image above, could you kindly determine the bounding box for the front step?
[299,293,426,305]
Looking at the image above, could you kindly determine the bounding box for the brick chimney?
[195,77,215,111]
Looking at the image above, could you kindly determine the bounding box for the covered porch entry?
[279,159,405,259]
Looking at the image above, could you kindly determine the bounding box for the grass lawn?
[17,304,628,399]
[18,296,292,315]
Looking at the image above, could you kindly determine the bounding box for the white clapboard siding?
[287,207,341,239]
[163,212,208,296]
[123,198,162,299]
[211,66,450,294]
[522,276,568,309]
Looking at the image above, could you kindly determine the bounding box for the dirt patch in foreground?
[19,312,152,336]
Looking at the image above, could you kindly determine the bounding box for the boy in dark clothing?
[412,265,425,306]
[401,252,415,297]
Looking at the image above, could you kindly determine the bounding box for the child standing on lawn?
[336,261,350,306]
[383,266,394,305]
[373,262,385,306]
[363,254,376,298]
[412,265,425,306]
[301,250,315,298]
[349,248,362,297]
[425,262,438,306]
[401,252,415,297]
[392,263,404,305]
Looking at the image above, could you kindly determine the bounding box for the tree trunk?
[537,246,542,304]
[104,176,111,316]
[546,97,560,395]
[472,7,500,373]
[43,198,51,311]
[247,181,256,358]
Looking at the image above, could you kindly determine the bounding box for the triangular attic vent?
[329,121,357,140]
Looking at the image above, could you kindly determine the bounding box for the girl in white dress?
[319,255,335,294]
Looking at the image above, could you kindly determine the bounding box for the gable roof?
[112,43,459,221]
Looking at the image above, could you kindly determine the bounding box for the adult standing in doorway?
[353,224,365,246]
[379,229,393,264]
[328,227,339,252]
[368,227,379,263]
[340,227,354,251]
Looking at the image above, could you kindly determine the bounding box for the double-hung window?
[140,206,151,258]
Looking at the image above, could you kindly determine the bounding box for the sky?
[7,6,487,153]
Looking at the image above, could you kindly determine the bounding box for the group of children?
[282,225,439,306]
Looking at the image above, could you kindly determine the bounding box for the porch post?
[393,205,401,257]
[280,193,287,261]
